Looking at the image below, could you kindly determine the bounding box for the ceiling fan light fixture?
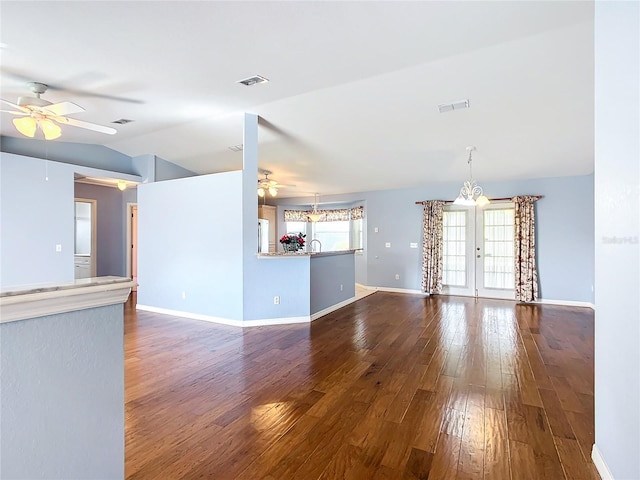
[257,187,265,198]
[13,117,37,137]
[268,186,278,197]
[39,118,62,140]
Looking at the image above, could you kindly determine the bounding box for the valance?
[284,206,365,222]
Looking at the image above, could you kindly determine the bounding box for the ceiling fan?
[257,171,295,197]
[0,82,117,140]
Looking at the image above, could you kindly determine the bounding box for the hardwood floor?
[124,292,599,479]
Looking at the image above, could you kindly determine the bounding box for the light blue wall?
[137,171,245,319]
[0,304,124,479]
[74,183,128,276]
[155,156,196,181]
[0,136,135,175]
[0,152,142,288]
[1,153,74,287]
[310,254,355,314]
[594,2,640,478]
[242,114,312,321]
[275,174,594,303]
[132,154,156,183]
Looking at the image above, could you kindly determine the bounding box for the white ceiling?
[0,1,594,198]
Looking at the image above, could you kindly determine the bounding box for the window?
[443,210,467,286]
[312,221,350,251]
[284,221,306,238]
[482,208,515,289]
[284,207,364,251]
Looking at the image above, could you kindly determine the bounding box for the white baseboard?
[355,283,378,291]
[537,299,595,310]
[311,296,357,321]
[356,284,594,309]
[592,444,614,480]
[136,304,310,327]
[357,284,426,296]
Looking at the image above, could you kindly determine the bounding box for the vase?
[283,243,298,252]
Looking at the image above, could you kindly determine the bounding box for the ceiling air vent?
[112,118,134,124]
[438,99,470,114]
[228,144,243,152]
[237,75,269,86]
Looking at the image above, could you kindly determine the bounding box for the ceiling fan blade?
[1,98,30,113]
[48,86,144,104]
[1,67,144,104]
[42,101,85,117]
[0,109,28,115]
[53,116,117,135]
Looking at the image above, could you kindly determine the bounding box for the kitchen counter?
[1,276,131,477]
[257,249,357,258]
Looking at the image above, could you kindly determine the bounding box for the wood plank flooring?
[124,292,599,479]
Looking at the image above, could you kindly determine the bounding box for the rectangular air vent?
[438,99,470,113]
[112,118,134,124]
[237,75,269,86]
[228,144,243,152]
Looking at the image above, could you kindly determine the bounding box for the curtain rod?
[415,195,543,205]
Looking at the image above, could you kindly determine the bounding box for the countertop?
[257,249,357,258]
[0,276,136,324]
[1,276,134,297]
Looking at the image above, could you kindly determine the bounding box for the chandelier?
[453,146,490,207]
[307,193,324,222]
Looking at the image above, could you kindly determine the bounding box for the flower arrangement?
[280,232,306,252]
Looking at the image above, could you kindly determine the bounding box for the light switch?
[55,244,62,252]
[385,242,391,248]
[374,227,379,233]
[410,243,418,248]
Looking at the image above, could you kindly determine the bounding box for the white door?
[442,202,515,300]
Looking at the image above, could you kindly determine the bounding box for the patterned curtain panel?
[350,206,364,220]
[421,200,445,294]
[284,206,364,222]
[513,195,539,302]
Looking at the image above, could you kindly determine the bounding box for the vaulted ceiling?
[0,1,594,197]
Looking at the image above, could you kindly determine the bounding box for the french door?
[441,202,515,300]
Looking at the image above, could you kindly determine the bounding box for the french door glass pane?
[483,209,515,289]
[443,211,466,287]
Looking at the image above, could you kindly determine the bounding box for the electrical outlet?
[385,242,391,248]
[395,274,400,280]
[274,296,280,305]
[55,244,62,252]
[181,291,186,300]
[410,243,418,248]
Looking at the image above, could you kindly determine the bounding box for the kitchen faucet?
[309,239,322,253]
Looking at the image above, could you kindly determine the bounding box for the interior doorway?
[441,202,515,300]
[126,203,138,291]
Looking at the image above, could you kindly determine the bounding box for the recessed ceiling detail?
[237,75,269,86]
[438,99,470,113]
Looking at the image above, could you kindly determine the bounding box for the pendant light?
[307,193,324,222]
[453,146,490,207]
